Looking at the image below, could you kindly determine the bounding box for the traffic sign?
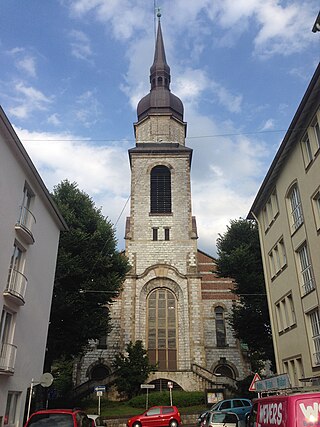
[249,373,261,391]
[140,384,155,389]
[168,381,173,389]
[94,386,106,392]
[255,374,291,392]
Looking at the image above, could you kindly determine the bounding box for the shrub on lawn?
[128,391,205,408]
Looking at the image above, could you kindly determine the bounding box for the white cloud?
[69,29,94,62]
[17,56,37,77]
[73,90,102,127]
[6,47,37,77]
[48,113,61,126]
[14,126,131,247]
[8,82,52,118]
[261,119,274,131]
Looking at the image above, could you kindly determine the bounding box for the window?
[164,228,170,241]
[313,117,320,150]
[301,132,313,166]
[297,243,315,295]
[263,189,279,231]
[5,392,20,427]
[150,166,172,213]
[283,357,304,387]
[288,185,303,232]
[275,293,296,333]
[6,242,27,301]
[309,310,320,366]
[152,228,158,241]
[147,289,177,370]
[0,308,16,372]
[312,189,320,231]
[269,238,286,278]
[18,184,35,232]
[215,306,227,347]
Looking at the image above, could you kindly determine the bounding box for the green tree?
[45,180,130,370]
[216,218,275,371]
[113,340,156,399]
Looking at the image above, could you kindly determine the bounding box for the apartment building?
[248,63,320,387]
[0,106,67,426]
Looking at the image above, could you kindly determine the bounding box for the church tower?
[75,16,250,395]
[123,16,205,375]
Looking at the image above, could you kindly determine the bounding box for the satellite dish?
[40,372,54,387]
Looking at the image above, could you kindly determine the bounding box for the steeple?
[136,13,184,123]
[150,16,171,90]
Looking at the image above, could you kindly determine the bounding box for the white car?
[87,414,103,426]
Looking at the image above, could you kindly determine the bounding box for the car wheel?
[132,423,141,427]
[169,420,178,427]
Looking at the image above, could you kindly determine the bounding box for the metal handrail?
[6,268,28,301]
[0,342,17,372]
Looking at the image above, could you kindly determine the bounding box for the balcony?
[15,205,36,244]
[0,342,17,374]
[4,268,28,305]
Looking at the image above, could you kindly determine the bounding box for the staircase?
[192,363,237,390]
[72,372,117,400]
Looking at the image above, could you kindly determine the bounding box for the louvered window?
[150,166,171,213]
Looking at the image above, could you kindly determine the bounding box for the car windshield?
[211,402,220,410]
[27,413,74,427]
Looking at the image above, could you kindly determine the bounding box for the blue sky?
[1,0,319,255]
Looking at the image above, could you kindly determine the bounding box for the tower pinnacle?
[136,17,184,122]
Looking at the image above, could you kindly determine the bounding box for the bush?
[128,391,205,408]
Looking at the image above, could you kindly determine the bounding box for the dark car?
[24,409,92,427]
[200,411,239,427]
[210,398,252,421]
[127,406,181,427]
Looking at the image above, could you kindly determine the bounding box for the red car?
[127,406,181,427]
[24,409,92,427]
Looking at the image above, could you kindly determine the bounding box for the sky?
[0,0,319,256]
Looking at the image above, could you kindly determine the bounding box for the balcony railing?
[0,342,17,373]
[4,268,28,305]
[313,336,320,366]
[302,273,315,295]
[15,205,36,244]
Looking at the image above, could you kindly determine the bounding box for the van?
[247,392,320,427]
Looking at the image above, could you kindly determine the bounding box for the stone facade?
[74,19,250,397]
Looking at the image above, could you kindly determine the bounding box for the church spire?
[136,13,184,122]
[150,12,170,90]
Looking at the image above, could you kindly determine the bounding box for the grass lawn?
[84,401,206,418]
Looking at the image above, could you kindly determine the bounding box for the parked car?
[127,405,181,427]
[200,411,239,427]
[210,398,252,421]
[24,409,92,427]
[87,414,103,426]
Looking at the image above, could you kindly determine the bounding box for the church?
[74,17,250,399]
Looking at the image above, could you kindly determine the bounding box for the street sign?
[255,374,291,392]
[140,384,155,389]
[249,373,261,391]
[94,386,106,392]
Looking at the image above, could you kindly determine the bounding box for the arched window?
[214,364,235,379]
[150,166,171,213]
[215,306,226,347]
[287,184,303,232]
[147,289,177,370]
[90,364,109,380]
